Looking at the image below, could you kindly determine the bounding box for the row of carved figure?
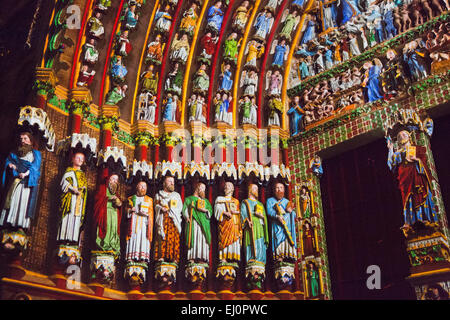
[293,0,448,83]
[77,0,143,104]
[0,133,318,291]
[137,0,288,126]
[134,0,306,126]
[0,115,440,293]
[137,0,227,125]
[288,23,450,135]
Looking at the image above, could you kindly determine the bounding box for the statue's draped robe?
[214,196,241,262]
[266,197,297,260]
[240,199,269,264]
[1,150,41,230]
[154,190,182,263]
[182,196,212,262]
[93,174,121,256]
[388,145,438,225]
[58,167,87,243]
[126,195,154,262]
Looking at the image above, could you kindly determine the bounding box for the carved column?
[88,105,121,296]
[34,68,57,109]
[384,110,450,299]
[293,151,332,300]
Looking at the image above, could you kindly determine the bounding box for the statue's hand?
[277,215,285,224]
[255,213,264,220]
[139,210,148,217]
[114,198,122,207]
[161,206,169,214]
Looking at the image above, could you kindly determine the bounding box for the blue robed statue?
[362,59,384,103]
[339,0,361,25]
[287,100,305,136]
[266,183,297,262]
[0,132,42,231]
[207,2,224,33]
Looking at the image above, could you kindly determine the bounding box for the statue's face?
[137,182,147,196]
[224,182,234,195]
[274,183,285,200]
[386,50,395,60]
[108,174,119,194]
[397,130,410,145]
[109,174,119,185]
[164,176,175,192]
[197,183,206,198]
[20,134,32,146]
[249,184,258,198]
[72,153,85,168]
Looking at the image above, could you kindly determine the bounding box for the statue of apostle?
[266,182,297,262]
[125,181,154,262]
[154,176,183,263]
[57,152,87,244]
[92,172,122,257]
[387,130,438,229]
[182,182,213,263]
[214,182,241,264]
[0,132,42,233]
[240,184,269,267]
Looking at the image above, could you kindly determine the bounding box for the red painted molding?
[69,0,93,90]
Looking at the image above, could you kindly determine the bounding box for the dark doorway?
[320,138,416,299]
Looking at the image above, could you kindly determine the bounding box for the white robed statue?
[57,152,88,243]
[126,181,154,262]
[0,132,42,232]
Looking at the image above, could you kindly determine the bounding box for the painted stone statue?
[0,132,41,252]
[124,181,154,287]
[241,183,269,290]
[153,176,182,288]
[266,183,297,262]
[93,173,122,256]
[266,183,297,290]
[387,130,438,229]
[183,182,212,287]
[56,152,87,266]
[91,172,122,284]
[214,181,241,288]
[183,182,212,264]
[214,181,241,264]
